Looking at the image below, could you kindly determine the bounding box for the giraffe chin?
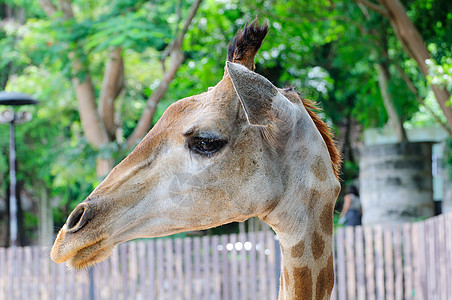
[51,229,113,270]
[64,239,114,270]
[67,244,114,270]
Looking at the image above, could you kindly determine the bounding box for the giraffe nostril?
[66,203,94,233]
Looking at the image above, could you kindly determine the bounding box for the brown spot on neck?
[312,156,328,181]
[315,254,334,299]
[319,202,334,236]
[293,266,312,299]
[311,231,325,260]
[291,240,305,258]
[308,189,321,211]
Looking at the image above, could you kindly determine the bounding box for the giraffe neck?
[277,230,334,300]
[261,185,336,300]
[258,110,339,299]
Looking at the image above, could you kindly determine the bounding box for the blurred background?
[0,0,451,247]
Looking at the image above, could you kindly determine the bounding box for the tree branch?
[126,0,203,147]
[377,0,452,130]
[356,3,408,141]
[99,47,124,140]
[161,0,203,66]
[393,63,452,137]
[39,0,74,18]
[355,0,389,18]
[58,0,74,19]
[126,49,185,148]
[176,0,202,46]
[59,0,109,149]
[71,57,109,148]
[376,62,408,142]
[354,0,452,136]
[38,0,58,17]
[377,0,428,74]
[39,0,110,147]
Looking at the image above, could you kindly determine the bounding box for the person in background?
[339,184,362,226]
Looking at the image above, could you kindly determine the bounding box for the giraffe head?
[51,19,340,270]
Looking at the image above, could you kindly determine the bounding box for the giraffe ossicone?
[51,19,341,299]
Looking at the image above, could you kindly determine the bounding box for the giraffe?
[51,20,341,299]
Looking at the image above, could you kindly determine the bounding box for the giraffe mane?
[302,98,342,180]
[282,88,342,180]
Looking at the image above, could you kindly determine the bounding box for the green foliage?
[408,0,452,60]
[23,211,38,241]
[426,58,452,98]
[405,92,447,128]
[1,0,450,241]
[343,161,359,185]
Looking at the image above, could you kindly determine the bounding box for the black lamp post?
[0,91,39,248]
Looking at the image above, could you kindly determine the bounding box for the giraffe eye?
[188,137,227,156]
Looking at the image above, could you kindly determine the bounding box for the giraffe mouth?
[51,227,113,269]
[66,239,114,269]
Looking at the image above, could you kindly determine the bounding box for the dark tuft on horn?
[227,18,269,70]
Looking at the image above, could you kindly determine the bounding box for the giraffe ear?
[226,61,295,129]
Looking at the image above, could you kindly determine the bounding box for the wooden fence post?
[364,226,375,300]
[336,228,346,300]
[355,226,366,300]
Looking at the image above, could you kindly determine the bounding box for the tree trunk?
[376,0,452,128]
[99,47,124,141]
[126,51,184,147]
[72,75,110,148]
[376,63,408,142]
